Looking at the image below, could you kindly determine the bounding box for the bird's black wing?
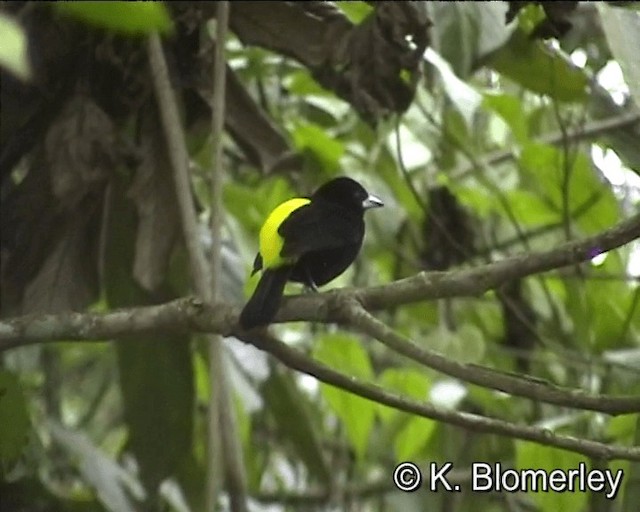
[278,202,362,259]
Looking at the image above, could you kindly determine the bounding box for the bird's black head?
[312,177,384,212]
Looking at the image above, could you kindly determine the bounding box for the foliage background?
[1,2,640,511]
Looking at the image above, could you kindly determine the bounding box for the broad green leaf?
[424,48,482,129]
[423,324,486,364]
[335,1,374,25]
[472,2,515,58]
[448,324,486,364]
[516,442,588,511]
[483,93,529,144]
[375,148,424,221]
[103,176,194,493]
[377,368,431,422]
[285,70,333,97]
[500,189,559,226]
[488,30,588,102]
[377,368,434,461]
[313,334,375,459]
[262,369,330,484]
[119,353,193,494]
[428,2,479,78]
[117,336,194,493]
[193,352,209,404]
[453,184,496,218]
[429,2,514,78]
[224,177,294,234]
[607,414,638,444]
[621,415,640,510]
[519,143,619,234]
[598,5,640,108]
[466,301,504,344]
[0,370,30,471]
[49,422,143,512]
[55,2,172,35]
[0,13,32,81]
[395,415,436,462]
[590,89,640,174]
[515,3,547,34]
[565,279,633,352]
[291,122,345,174]
[564,281,594,349]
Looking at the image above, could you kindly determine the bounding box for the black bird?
[239,177,383,329]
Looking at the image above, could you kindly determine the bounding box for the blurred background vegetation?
[1,2,639,511]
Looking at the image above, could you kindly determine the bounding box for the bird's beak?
[362,194,384,209]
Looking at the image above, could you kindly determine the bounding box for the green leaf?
[424,48,482,129]
[503,189,560,226]
[335,1,374,25]
[313,334,375,459]
[0,13,32,81]
[55,2,172,35]
[285,70,333,97]
[116,336,194,493]
[488,29,588,102]
[0,370,30,471]
[428,2,478,78]
[621,415,640,510]
[565,279,633,352]
[377,368,434,461]
[598,5,640,108]
[377,368,430,423]
[519,143,619,234]
[291,122,345,174]
[516,442,588,511]
[262,369,331,484]
[449,324,486,364]
[395,416,437,461]
[49,422,143,512]
[482,93,529,144]
[375,148,423,221]
[224,177,294,235]
[102,174,146,307]
[607,413,638,443]
[453,184,497,218]
[472,2,516,58]
[103,176,194,493]
[430,2,514,78]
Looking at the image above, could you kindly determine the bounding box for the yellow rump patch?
[259,197,311,268]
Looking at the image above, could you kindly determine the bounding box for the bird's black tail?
[239,267,291,329]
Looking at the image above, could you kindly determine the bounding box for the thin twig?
[450,112,640,181]
[147,36,210,287]
[244,330,640,462]
[340,300,640,415]
[147,30,246,511]
[207,4,249,512]
[253,469,470,505]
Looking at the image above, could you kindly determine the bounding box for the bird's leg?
[304,267,320,293]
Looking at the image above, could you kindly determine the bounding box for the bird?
[239,177,383,329]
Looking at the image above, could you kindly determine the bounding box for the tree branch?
[243,331,640,462]
[273,211,640,321]
[3,299,640,459]
[341,300,640,415]
[451,111,640,181]
[253,469,470,505]
[2,214,639,417]
[4,213,636,349]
